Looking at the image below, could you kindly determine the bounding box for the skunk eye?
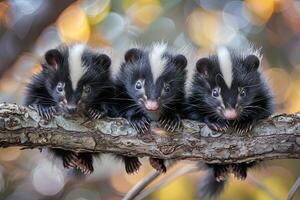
[239,88,246,97]
[135,80,143,90]
[56,82,64,93]
[164,84,170,93]
[212,88,219,98]
[83,85,91,94]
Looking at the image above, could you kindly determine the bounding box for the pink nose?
[223,108,238,120]
[144,100,159,111]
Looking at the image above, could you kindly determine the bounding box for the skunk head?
[194,47,263,120]
[42,44,111,113]
[120,43,187,115]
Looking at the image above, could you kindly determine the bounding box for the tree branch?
[0,103,300,164]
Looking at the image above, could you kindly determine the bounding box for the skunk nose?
[66,104,77,113]
[223,108,238,120]
[144,100,159,111]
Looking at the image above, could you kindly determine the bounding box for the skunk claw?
[130,123,138,132]
[88,108,105,119]
[149,158,167,173]
[36,105,57,119]
[159,115,181,133]
[124,157,141,174]
[129,117,150,134]
[214,165,229,182]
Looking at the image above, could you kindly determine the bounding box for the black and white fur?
[185,46,274,199]
[24,43,114,175]
[113,42,187,173]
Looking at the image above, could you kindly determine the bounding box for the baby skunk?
[185,46,274,198]
[113,43,187,173]
[24,44,114,175]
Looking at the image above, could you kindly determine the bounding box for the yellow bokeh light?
[187,9,220,49]
[0,147,21,162]
[255,177,289,200]
[110,175,131,193]
[285,79,300,113]
[81,0,110,25]
[88,31,111,48]
[0,2,9,25]
[245,0,275,25]
[57,4,90,43]
[123,0,161,28]
[265,68,291,105]
[153,177,194,200]
[110,169,145,194]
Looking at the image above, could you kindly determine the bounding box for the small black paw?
[231,164,247,180]
[62,152,94,175]
[129,116,150,134]
[213,165,230,182]
[233,121,255,135]
[62,151,80,169]
[204,118,228,132]
[36,105,57,120]
[159,114,181,132]
[149,158,166,173]
[87,108,105,119]
[76,153,94,175]
[123,156,142,174]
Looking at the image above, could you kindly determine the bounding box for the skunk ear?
[125,48,143,63]
[244,55,260,71]
[94,54,111,70]
[44,49,62,70]
[173,54,187,70]
[196,58,211,77]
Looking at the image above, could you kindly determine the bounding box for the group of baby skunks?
[24,42,273,198]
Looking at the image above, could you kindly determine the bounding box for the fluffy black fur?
[24,44,115,175]
[185,47,274,198]
[114,45,187,173]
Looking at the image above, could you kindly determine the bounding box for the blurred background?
[0,0,300,199]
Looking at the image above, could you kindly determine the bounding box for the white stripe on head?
[217,46,232,88]
[149,42,167,83]
[68,44,86,90]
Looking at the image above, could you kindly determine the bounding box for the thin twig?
[287,176,300,200]
[135,164,198,200]
[122,161,176,200]
[248,174,278,200]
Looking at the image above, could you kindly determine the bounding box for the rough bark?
[0,103,300,164]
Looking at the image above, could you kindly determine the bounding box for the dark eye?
[212,88,219,98]
[164,84,170,93]
[84,85,91,94]
[135,80,143,90]
[239,88,246,97]
[56,82,64,93]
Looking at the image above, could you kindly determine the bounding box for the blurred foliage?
[0,0,300,199]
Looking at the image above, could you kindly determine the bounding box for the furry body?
[24,44,114,175]
[114,43,187,173]
[185,47,274,198]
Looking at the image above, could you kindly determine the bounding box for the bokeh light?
[187,9,237,48]
[266,68,291,105]
[64,188,101,200]
[31,161,65,196]
[153,176,194,200]
[123,0,161,28]
[57,4,90,43]
[244,0,275,25]
[81,0,111,25]
[0,147,21,162]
